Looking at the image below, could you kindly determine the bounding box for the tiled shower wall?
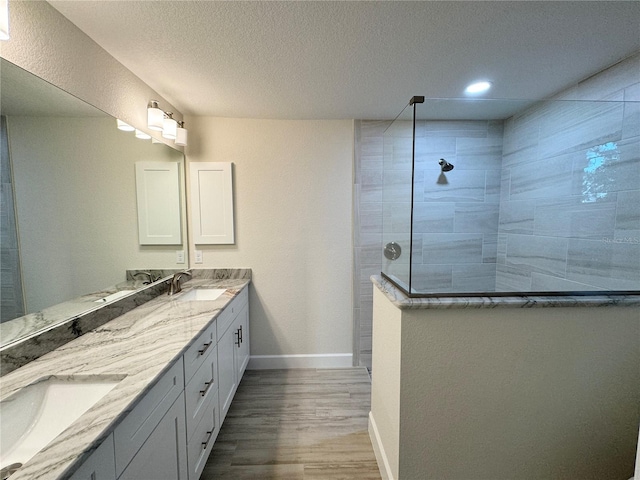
[497,53,640,291]
[382,120,504,293]
[353,118,504,367]
[1,116,25,323]
[353,52,640,368]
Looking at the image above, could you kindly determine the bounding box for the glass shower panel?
[381,102,415,291]
[381,96,640,297]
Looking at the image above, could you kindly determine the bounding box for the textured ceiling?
[48,1,640,120]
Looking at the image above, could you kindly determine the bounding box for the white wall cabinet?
[189,162,234,244]
[135,161,182,245]
[68,286,249,480]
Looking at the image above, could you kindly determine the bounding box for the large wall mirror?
[0,59,188,343]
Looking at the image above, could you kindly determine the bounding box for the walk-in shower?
[380,95,640,297]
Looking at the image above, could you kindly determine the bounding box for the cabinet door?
[114,360,184,476]
[187,390,220,480]
[69,434,116,480]
[218,323,237,423]
[135,161,182,245]
[118,393,188,480]
[235,303,250,379]
[189,162,234,244]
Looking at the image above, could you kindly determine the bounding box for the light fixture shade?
[135,129,151,140]
[0,0,9,41]
[175,125,188,146]
[162,115,177,140]
[147,100,164,131]
[116,119,135,132]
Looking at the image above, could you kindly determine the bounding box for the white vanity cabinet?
[114,359,187,480]
[218,288,250,422]
[184,329,221,480]
[67,285,250,480]
[68,434,116,480]
[118,393,188,480]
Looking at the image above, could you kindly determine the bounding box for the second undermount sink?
[0,376,121,475]
[178,288,227,302]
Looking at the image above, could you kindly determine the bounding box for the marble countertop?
[372,275,640,309]
[0,277,250,480]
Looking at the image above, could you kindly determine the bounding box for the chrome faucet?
[132,271,154,284]
[168,270,192,295]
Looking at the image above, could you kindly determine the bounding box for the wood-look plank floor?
[201,368,381,480]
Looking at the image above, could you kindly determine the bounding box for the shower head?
[439,159,454,172]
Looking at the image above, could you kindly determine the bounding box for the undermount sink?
[178,288,227,302]
[0,376,121,475]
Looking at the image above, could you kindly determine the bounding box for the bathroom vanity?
[0,271,251,480]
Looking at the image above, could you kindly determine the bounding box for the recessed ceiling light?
[465,81,492,95]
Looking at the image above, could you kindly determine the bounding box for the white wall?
[186,117,354,364]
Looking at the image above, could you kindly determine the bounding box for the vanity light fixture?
[175,121,188,146]
[464,81,492,95]
[147,100,164,131]
[135,129,151,140]
[0,0,9,41]
[162,112,177,140]
[146,100,188,147]
[116,119,135,132]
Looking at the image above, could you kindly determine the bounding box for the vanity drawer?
[216,286,248,341]
[187,390,220,480]
[183,320,216,383]
[185,344,218,442]
[114,359,184,477]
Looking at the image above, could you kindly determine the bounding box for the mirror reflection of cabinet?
[0,58,189,326]
[189,162,234,245]
[135,162,182,245]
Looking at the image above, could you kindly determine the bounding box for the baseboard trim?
[369,411,394,480]
[247,353,353,370]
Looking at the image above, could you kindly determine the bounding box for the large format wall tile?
[423,169,487,202]
[422,233,484,265]
[506,234,568,278]
[533,195,617,239]
[567,238,640,290]
[615,190,640,233]
[453,203,499,234]
[497,54,640,292]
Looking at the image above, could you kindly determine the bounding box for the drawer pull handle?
[198,341,213,356]
[200,380,213,397]
[235,329,241,347]
[202,430,213,450]
[239,325,243,344]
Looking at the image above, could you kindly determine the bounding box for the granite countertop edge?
[371,275,640,310]
[0,276,251,480]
